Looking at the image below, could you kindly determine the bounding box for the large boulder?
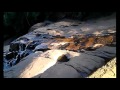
[40,46,116,78]
[4,50,80,78]
[40,64,82,78]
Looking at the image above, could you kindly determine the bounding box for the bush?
[4,12,115,40]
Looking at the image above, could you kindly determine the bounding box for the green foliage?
[4,12,41,27]
[4,12,16,27]
[25,12,40,25]
[4,12,114,28]
[4,12,114,40]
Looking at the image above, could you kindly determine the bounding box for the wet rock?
[40,34,53,39]
[27,44,36,50]
[59,43,70,50]
[21,51,29,58]
[5,52,14,60]
[65,43,80,51]
[36,34,41,37]
[53,35,65,38]
[16,37,29,42]
[34,43,48,51]
[4,52,54,78]
[19,43,26,51]
[57,55,69,62]
[15,54,21,65]
[4,45,10,52]
[4,49,80,78]
[9,42,19,51]
[26,41,40,50]
[9,41,27,52]
[5,52,18,60]
[48,42,69,50]
[10,62,13,67]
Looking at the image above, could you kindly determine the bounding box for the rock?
[48,42,69,50]
[4,45,10,52]
[84,46,116,61]
[20,50,30,58]
[40,46,116,78]
[5,52,18,60]
[40,50,80,61]
[52,35,65,38]
[65,54,105,75]
[9,42,19,51]
[65,43,80,51]
[10,37,31,51]
[88,58,116,78]
[3,16,116,78]
[57,55,69,62]
[39,33,53,39]
[29,21,52,32]
[5,52,14,60]
[40,64,81,78]
[29,23,45,32]
[16,37,29,42]
[26,41,40,50]
[15,54,21,65]
[19,43,26,51]
[4,51,54,78]
[40,52,105,78]
[4,50,80,78]
[34,43,49,51]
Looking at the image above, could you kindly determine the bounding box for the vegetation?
[4,12,114,40]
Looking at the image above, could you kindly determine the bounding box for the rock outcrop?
[3,16,116,78]
[39,46,116,78]
[4,50,80,78]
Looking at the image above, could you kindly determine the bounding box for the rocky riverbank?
[3,13,116,78]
